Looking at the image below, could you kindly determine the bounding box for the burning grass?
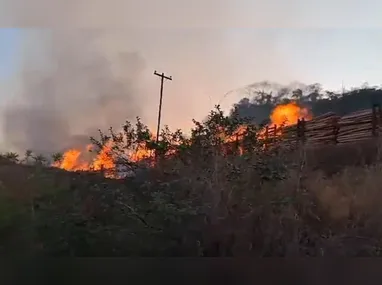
[1,104,382,257]
[49,102,312,177]
[2,145,382,257]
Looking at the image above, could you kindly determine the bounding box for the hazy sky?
[1,28,381,115]
[0,1,382,152]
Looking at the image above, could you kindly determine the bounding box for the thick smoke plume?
[1,26,302,156]
[2,31,146,155]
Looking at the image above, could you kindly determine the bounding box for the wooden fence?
[253,104,382,149]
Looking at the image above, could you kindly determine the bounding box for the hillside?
[2,85,382,257]
[232,84,382,124]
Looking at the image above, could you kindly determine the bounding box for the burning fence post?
[378,104,382,139]
[296,119,301,145]
[332,117,340,145]
[297,118,306,145]
[372,103,382,159]
[376,104,382,159]
[301,118,306,144]
[265,125,269,149]
[372,103,382,137]
[372,104,377,137]
[100,164,104,177]
[235,133,240,155]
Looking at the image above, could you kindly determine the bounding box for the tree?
[32,154,47,166]
[305,83,322,102]
[52,152,63,164]
[231,81,382,121]
[4,152,19,163]
[22,150,33,164]
[291,88,303,101]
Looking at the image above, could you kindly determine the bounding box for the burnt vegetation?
[1,84,382,257]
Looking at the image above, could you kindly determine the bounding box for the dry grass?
[169,139,382,256]
[2,140,382,256]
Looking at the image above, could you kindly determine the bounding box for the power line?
[154,70,172,144]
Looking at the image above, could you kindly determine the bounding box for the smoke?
[0,1,307,155]
[1,27,297,155]
[0,1,304,28]
[2,30,146,154]
[2,0,377,28]
[1,2,381,158]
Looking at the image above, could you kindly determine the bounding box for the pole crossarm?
[154,70,172,81]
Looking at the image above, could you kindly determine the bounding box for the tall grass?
[1,107,382,256]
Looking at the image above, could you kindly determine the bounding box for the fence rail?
[282,104,382,147]
[226,104,382,153]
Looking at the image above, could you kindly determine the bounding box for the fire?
[225,125,248,143]
[52,149,89,171]
[91,143,115,173]
[52,143,115,177]
[220,102,312,150]
[53,102,312,178]
[53,138,155,177]
[269,101,312,127]
[128,143,154,162]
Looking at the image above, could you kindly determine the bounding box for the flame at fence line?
[51,103,380,178]
[270,102,312,127]
[256,102,312,140]
[52,102,312,177]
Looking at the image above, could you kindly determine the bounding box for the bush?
[1,106,382,256]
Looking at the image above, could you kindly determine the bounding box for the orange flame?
[52,143,115,176]
[221,102,312,143]
[269,101,312,127]
[52,149,89,171]
[53,102,312,177]
[91,143,115,177]
[219,102,312,152]
[128,144,154,162]
[53,136,156,177]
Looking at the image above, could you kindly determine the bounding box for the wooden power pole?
[154,70,172,143]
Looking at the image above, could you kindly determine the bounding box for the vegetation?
[1,84,382,257]
[232,82,382,123]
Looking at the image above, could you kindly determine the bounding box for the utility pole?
[154,70,172,144]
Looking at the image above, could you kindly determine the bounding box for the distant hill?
[230,82,382,124]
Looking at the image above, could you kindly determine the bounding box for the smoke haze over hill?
[0,28,296,154]
[2,31,147,154]
[1,2,382,154]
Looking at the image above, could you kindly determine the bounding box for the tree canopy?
[230,81,382,124]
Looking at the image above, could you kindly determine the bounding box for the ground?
[1,140,382,257]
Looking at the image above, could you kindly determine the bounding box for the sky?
[1,0,382,152]
[1,28,381,105]
[0,29,21,78]
[0,28,22,115]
